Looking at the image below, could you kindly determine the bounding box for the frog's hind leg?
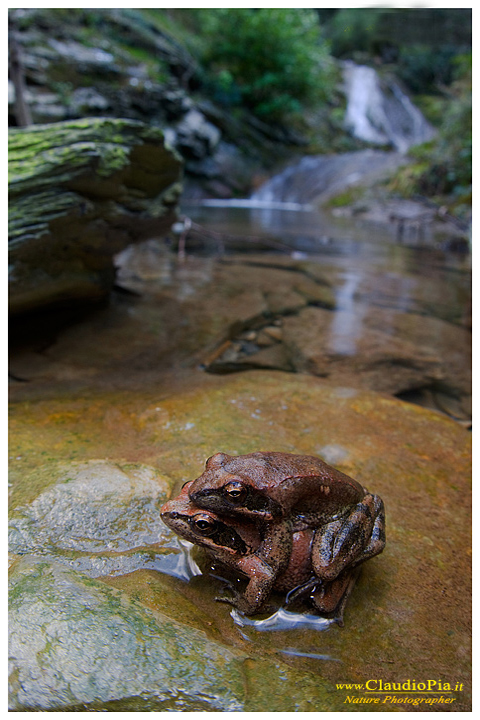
[311,494,385,581]
[310,567,361,627]
[357,494,385,564]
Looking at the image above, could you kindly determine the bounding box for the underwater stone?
[8,557,246,711]
[8,460,181,578]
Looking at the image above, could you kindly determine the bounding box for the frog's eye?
[192,514,217,535]
[224,481,247,502]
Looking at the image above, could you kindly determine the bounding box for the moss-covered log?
[8,117,183,314]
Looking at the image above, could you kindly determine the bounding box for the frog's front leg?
[312,494,385,581]
[217,521,293,615]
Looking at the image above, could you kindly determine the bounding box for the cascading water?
[251,63,434,207]
[193,61,434,212]
[342,60,435,153]
[251,150,407,205]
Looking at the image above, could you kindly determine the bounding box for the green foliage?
[176,9,334,123]
[326,186,364,208]
[396,45,458,94]
[323,8,471,93]
[325,8,384,58]
[391,54,471,210]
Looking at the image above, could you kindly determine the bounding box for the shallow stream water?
[10,198,471,423]
[9,197,472,710]
[178,201,471,419]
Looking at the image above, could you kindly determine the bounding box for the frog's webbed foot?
[361,494,386,561]
[215,591,273,616]
[211,575,245,609]
[215,592,240,608]
[213,569,274,615]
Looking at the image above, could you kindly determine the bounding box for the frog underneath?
[161,481,360,624]
[186,451,385,615]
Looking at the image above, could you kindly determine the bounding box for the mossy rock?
[9,556,349,711]
[8,556,246,711]
[8,118,183,315]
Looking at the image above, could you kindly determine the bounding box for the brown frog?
[187,451,385,611]
[161,481,358,623]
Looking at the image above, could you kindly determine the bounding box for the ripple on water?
[231,607,333,632]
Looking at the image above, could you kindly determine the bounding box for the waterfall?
[342,60,435,153]
[194,62,434,209]
[250,63,434,207]
[251,150,407,205]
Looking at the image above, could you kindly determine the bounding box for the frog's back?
[228,451,365,515]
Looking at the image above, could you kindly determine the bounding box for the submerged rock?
[190,256,470,415]
[8,460,183,579]
[8,557,246,711]
[9,246,471,421]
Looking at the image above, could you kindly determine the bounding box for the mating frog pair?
[161,451,385,624]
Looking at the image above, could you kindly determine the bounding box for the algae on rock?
[8,118,183,315]
[8,557,246,712]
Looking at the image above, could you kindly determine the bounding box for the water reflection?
[231,607,333,633]
[181,202,471,313]
[328,271,367,356]
[10,198,470,424]
[178,202,470,421]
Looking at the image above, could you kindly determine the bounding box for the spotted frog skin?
[161,481,359,623]
[186,451,385,612]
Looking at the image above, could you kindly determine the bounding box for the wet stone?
[8,460,181,579]
[260,325,283,342]
[8,373,472,711]
[8,556,246,711]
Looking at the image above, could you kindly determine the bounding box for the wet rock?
[47,38,119,75]
[251,149,409,205]
[9,244,470,422]
[162,87,193,120]
[281,304,445,394]
[173,109,222,160]
[182,142,259,199]
[69,87,110,114]
[9,87,69,123]
[8,557,246,711]
[8,118,183,315]
[8,460,184,579]
[195,256,470,412]
[257,325,283,344]
[8,554,344,711]
[9,373,472,710]
[7,8,309,197]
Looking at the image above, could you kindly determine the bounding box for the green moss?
[326,186,365,208]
